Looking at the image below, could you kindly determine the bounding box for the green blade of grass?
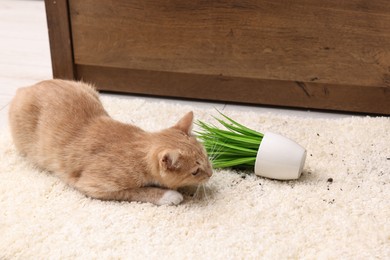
[204,147,256,155]
[195,125,262,150]
[207,151,254,156]
[213,117,257,137]
[196,111,265,170]
[196,118,260,139]
[197,128,261,144]
[212,157,256,168]
[199,135,260,148]
[210,131,261,145]
[215,110,263,137]
[204,140,258,154]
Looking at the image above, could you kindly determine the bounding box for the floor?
[0,0,353,131]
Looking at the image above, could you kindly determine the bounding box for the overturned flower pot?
[255,132,306,180]
[196,112,306,180]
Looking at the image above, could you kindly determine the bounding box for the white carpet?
[0,96,389,259]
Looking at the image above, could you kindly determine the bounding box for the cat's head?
[153,112,213,189]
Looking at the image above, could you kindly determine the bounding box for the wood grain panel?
[77,65,390,115]
[44,0,75,79]
[69,0,390,88]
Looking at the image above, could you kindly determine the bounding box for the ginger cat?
[9,79,212,205]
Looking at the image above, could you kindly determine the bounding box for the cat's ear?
[173,111,193,135]
[159,149,181,171]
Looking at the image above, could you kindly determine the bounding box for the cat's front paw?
[157,190,183,206]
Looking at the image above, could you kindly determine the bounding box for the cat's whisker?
[206,138,219,161]
[202,184,209,202]
[192,184,212,203]
[208,138,225,164]
[193,184,202,200]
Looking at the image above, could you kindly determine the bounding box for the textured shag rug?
[0,96,389,259]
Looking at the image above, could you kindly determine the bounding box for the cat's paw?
[157,190,183,206]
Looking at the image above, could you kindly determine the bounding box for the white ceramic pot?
[255,132,307,180]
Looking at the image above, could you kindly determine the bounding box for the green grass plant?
[196,111,264,169]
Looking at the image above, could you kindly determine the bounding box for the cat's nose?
[206,169,213,177]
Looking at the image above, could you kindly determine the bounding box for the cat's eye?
[192,168,200,176]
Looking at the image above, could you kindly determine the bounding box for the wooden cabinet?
[45,0,390,114]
